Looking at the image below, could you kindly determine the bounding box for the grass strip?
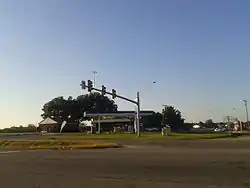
[0,140,122,150]
[42,133,238,140]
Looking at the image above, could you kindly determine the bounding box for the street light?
[92,71,97,87]
[161,105,167,126]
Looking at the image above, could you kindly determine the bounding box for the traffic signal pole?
[136,92,141,137]
[81,80,141,136]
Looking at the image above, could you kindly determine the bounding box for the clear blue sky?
[1,0,250,127]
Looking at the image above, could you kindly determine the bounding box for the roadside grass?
[0,133,241,150]
[41,132,238,141]
[165,133,237,140]
[0,140,122,150]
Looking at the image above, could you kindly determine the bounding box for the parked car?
[144,127,161,132]
[41,130,48,135]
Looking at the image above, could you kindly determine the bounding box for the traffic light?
[101,85,106,95]
[162,108,165,114]
[80,81,86,90]
[87,80,93,92]
[112,89,117,99]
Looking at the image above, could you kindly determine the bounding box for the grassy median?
[0,140,122,150]
[41,132,238,140]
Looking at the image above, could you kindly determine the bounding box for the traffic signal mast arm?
[91,87,138,105]
[81,79,141,137]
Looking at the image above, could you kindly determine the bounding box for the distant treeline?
[0,125,37,133]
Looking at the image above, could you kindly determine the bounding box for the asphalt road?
[1,141,250,188]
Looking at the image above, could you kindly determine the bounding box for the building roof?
[80,118,132,126]
[84,111,154,117]
[92,118,132,123]
[38,117,58,125]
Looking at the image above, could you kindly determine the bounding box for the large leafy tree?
[162,105,185,131]
[142,112,163,128]
[41,92,118,125]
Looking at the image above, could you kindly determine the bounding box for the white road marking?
[0,151,20,154]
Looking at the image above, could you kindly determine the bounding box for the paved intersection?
[1,140,250,188]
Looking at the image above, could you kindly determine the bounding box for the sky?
[1,0,250,127]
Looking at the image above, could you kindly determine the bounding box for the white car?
[41,130,48,135]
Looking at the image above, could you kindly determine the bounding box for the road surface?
[1,142,250,188]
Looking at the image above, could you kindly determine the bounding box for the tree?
[28,124,36,128]
[162,105,185,131]
[183,123,194,131]
[205,119,217,128]
[142,112,162,128]
[41,92,118,132]
[41,96,71,123]
[76,92,118,114]
[199,121,205,127]
[0,125,37,133]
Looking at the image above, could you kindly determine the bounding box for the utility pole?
[161,105,167,126]
[232,108,242,132]
[243,100,249,128]
[226,116,231,135]
[92,71,97,87]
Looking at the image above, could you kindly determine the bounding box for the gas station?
[80,111,154,134]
